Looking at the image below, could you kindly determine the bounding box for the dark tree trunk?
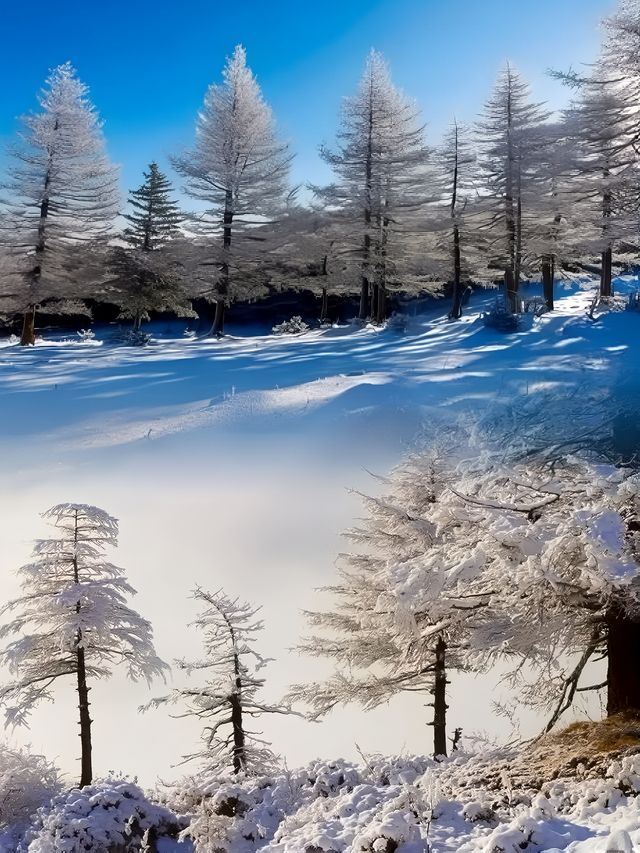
[231,651,246,773]
[358,278,369,321]
[76,644,93,787]
[505,268,517,313]
[542,258,554,311]
[601,245,613,298]
[20,306,36,346]
[320,287,329,323]
[376,283,386,325]
[210,188,233,337]
[607,608,640,715]
[431,636,448,758]
[370,283,379,323]
[211,299,225,337]
[449,224,463,319]
[72,509,93,787]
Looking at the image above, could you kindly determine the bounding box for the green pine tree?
[123,162,182,251]
[111,164,193,334]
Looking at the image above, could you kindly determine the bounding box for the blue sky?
[0,0,616,197]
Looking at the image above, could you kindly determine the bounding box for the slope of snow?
[0,280,637,792]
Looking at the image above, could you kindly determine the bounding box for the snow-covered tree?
[431,120,478,318]
[317,50,434,323]
[270,205,360,323]
[0,63,120,344]
[475,64,549,310]
[431,452,640,729]
[556,46,640,298]
[291,450,487,758]
[0,504,167,788]
[173,45,292,336]
[109,163,194,330]
[145,588,291,776]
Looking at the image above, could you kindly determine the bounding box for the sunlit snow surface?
[0,280,638,853]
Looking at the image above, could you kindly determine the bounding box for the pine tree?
[123,162,182,251]
[0,63,120,344]
[291,450,484,759]
[316,50,433,323]
[111,163,192,331]
[431,120,477,318]
[145,588,292,776]
[0,504,167,788]
[475,64,549,311]
[173,46,292,336]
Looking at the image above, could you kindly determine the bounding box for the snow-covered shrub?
[19,778,179,852]
[116,329,152,346]
[626,290,640,312]
[522,296,548,316]
[482,298,519,332]
[185,773,303,853]
[272,316,310,335]
[385,312,408,333]
[0,745,61,845]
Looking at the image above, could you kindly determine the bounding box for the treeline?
[2,3,640,344]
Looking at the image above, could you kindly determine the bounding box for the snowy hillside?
[0,282,638,852]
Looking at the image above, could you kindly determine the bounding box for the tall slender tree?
[173,46,292,336]
[291,452,484,759]
[316,50,433,323]
[475,64,549,311]
[145,588,291,776]
[0,63,120,344]
[0,504,167,787]
[432,120,477,319]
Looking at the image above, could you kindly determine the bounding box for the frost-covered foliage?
[173,45,292,332]
[155,746,640,853]
[0,504,167,726]
[294,430,640,739]
[272,316,309,335]
[316,49,436,321]
[0,63,120,340]
[482,298,520,331]
[0,504,168,786]
[18,778,179,853]
[0,744,61,847]
[474,64,550,309]
[145,588,291,777]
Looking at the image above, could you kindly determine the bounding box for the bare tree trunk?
[370,282,379,322]
[212,299,225,337]
[449,224,463,319]
[231,651,246,773]
[431,636,448,758]
[210,188,233,337]
[20,306,36,346]
[542,257,554,311]
[505,268,517,313]
[72,509,92,787]
[600,181,613,299]
[607,608,640,715]
[320,286,329,323]
[601,245,613,298]
[76,644,93,787]
[376,283,386,325]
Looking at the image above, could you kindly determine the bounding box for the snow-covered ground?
[0,282,636,804]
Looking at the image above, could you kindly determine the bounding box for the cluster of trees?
[3,420,640,788]
[3,1,640,344]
